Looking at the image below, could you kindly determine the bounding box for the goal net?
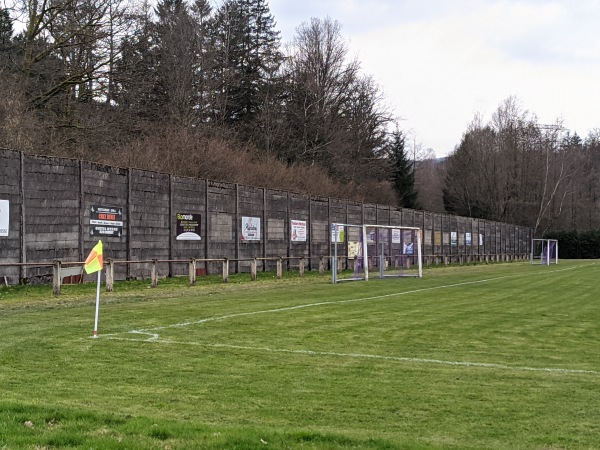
[331,223,423,283]
[530,239,558,265]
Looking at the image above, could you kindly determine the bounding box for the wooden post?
[106,259,114,292]
[319,256,325,275]
[188,258,196,285]
[151,259,158,288]
[277,257,283,279]
[222,259,229,283]
[52,260,61,295]
[299,257,305,277]
[251,258,257,281]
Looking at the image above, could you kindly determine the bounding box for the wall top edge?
[0,149,532,231]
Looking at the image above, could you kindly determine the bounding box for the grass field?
[1,261,600,449]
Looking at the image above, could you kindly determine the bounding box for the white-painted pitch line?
[105,336,600,376]
[100,263,588,339]
[100,278,495,338]
[97,263,600,376]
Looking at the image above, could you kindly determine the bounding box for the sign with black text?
[90,206,123,237]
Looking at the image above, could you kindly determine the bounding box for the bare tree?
[443,97,576,231]
[12,0,128,106]
[283,17,360,166]
[415,148,446,213]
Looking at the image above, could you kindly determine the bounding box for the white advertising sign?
[451,231,458,246]
[241,216,261,241]
[331,224,344,243]
[291,219,307,242]
[0,200,8,237]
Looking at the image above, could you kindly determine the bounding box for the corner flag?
[85,240,104,338]
[84,240,103,274]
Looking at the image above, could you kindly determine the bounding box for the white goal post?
[530,238,558,265]
[331,223,423,283]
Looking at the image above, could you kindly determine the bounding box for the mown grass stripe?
[105,337,600,376]
[99,262,587,338]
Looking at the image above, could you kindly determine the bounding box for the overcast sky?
[268,0,600,157]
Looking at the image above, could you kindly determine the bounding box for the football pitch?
[1,261,600,449]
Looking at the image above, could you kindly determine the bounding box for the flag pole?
[93,269,101,338]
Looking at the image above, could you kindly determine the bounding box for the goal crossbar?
[331,223,423,283]
[530,238,558,265]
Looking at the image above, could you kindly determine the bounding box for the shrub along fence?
[545,231,600,259]
[0,148,532,285]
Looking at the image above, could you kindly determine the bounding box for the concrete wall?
[0,149,532,284]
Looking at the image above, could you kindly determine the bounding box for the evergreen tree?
[0,8,12,47]
[114,3,160,121]
[0,8,15,71]
[389,129,420,209]
[208,0,282,135]
[153,0,199,123]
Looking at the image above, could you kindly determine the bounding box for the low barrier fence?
[0,252,530,295]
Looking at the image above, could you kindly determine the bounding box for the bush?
[545,230,600,259]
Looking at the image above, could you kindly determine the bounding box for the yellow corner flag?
[84,240,103,274]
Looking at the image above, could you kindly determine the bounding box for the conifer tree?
[208,0,282,134]
[389,129,420,209]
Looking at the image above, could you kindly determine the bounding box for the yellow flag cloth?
[84,240,103,274]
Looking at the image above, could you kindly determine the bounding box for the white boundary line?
[97,262,600,376]
[102,278,500,337]
[105,337,600,376]
[102,263,586,337]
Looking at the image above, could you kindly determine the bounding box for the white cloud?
[270,0,600,154]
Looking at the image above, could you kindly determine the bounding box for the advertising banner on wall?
[176,213,201,240]
[241,216,261,241]
[348,241,361,258]
[366,229,376,244]
[290,219,307,242]
[0,199,8,237]
[331,224,345,243]
[403,230,414,255]
[451,231,458,246]
[466,232,472,246]
[479,233,484,246]
[90,206,123,237]
[392,228,401,244]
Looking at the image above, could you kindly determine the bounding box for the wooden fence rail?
[0,252,530,295]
